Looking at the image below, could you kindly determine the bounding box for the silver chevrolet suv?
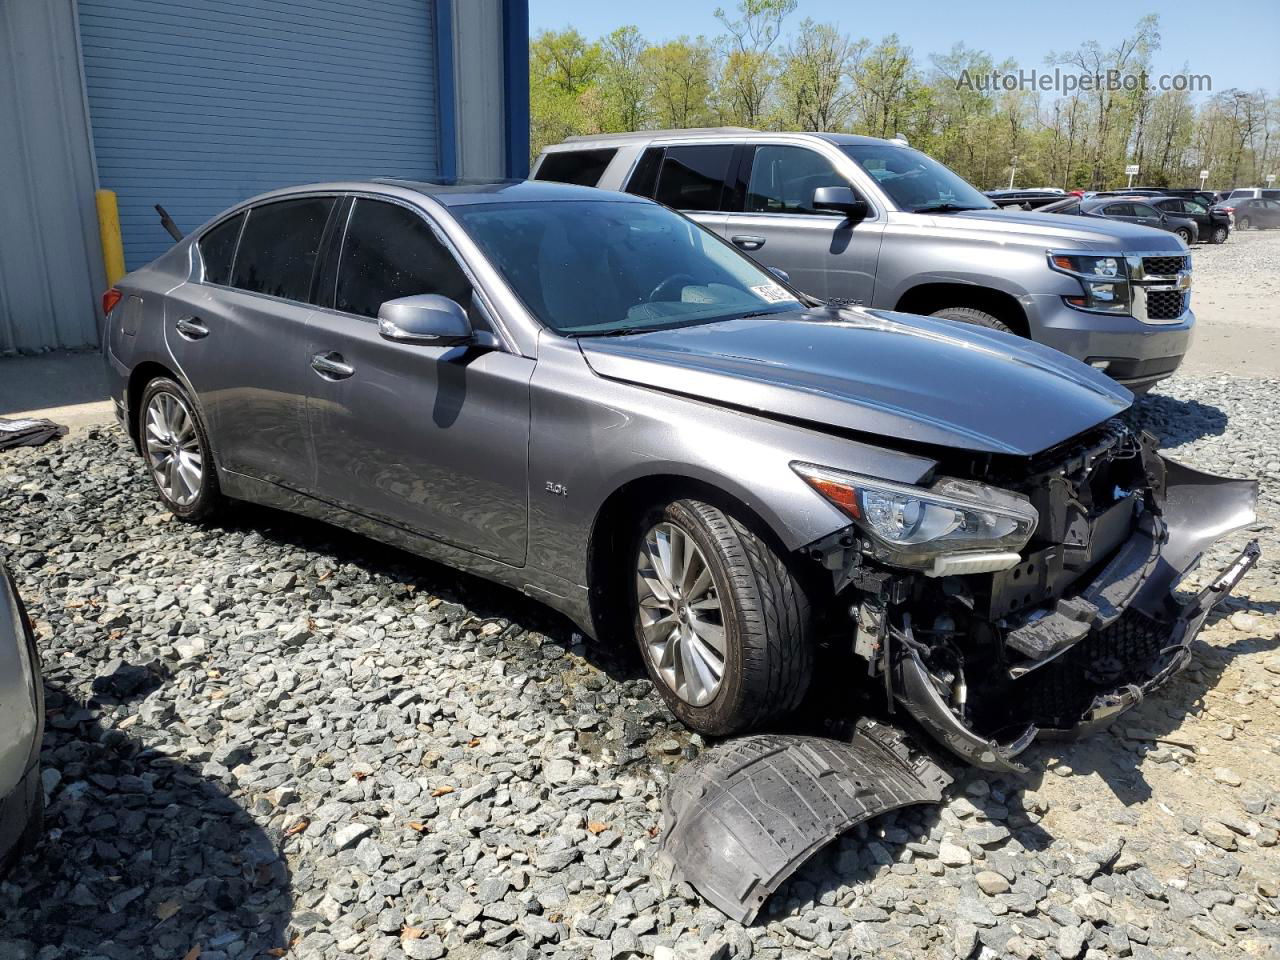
[534,129,1195,392]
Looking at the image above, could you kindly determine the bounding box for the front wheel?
[929,306,1014,334]
[1175,227,1193,244]
[1211,226,1229,244]
[139,377,223,521]
[632,499,813,736]
[1238,216,1251,230]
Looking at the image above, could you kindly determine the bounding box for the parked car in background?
[1226,188,1280,201]
[101,179,1259,774]
[0,565,43,877]
[1149,195,1231,243]
[1092,187,1218,207]
[983,188,1066,210]
[1039,195,1199,244]
[535,130,1196,392]
[1217,197,1280,230]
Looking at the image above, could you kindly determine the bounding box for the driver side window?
[746,145,848,215]
[333,199,473,321]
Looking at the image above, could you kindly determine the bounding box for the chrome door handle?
[174,316,209,340]
[731,235,766,250]
[310,351,355,380]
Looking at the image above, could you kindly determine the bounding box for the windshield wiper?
[911,203,990,213]
[567,327,650,338]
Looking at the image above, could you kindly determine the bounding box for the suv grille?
[1142,255,1189,276]
[1145,289,1186,320]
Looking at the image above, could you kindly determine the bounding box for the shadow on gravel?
[217,501,649,686]
[0,679,293,959]
[1126,391,1229,446]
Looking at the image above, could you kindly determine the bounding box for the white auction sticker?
[750,282,794,303]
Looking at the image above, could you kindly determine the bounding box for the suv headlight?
[1048,251,1132,315]
[792,464,1038,576]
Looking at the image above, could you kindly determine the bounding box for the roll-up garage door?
[78,0,441,270]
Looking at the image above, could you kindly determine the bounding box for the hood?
[936,208,1188,251]
[579,308,1132,456]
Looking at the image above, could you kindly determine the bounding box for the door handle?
[174,316,209,340]
[310,351,355,380]
[731,235,766,250]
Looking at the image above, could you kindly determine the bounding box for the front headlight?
[1048,251,1133,315]
[792,464,1038,576]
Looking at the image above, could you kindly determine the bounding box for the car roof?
[545,128,895,150]
[233,178,650,210]
[1081,196,1157,210]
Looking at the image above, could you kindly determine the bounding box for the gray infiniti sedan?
[102,179,1258,770]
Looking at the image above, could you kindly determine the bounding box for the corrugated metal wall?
[0,0,105,353]
[77,0,443,271]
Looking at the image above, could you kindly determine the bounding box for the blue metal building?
[0,0,529,353]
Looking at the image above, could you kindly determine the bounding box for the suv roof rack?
[560,127,757,143]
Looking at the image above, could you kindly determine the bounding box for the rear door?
[164,195,337,490]
[650,143,736,237]
[722,143,883,305]
[305,196,533,564]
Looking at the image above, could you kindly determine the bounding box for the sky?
[530,0,1279,97]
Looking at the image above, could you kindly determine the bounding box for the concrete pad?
[0,350,113,432]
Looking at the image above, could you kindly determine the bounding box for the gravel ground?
[1183,229,1280,378]
[0,375,1277,960]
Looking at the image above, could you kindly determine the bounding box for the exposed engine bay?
[804,420,1260,772]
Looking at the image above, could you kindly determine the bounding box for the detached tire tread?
[929,306,1014,334]
[634,499,813,736]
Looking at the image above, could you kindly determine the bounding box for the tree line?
[530,2,1278,192]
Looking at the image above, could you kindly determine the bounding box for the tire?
[1175,227,1193,245]
[929,306,1014,335]
[138,377,223,521]
[631,499,813,736]
[1238,217,1251,230]
[1211,226,1229,244]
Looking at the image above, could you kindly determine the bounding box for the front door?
[721,144,883,306]
[164,196,338,490]
[305,197,533,565]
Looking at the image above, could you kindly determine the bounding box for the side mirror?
[812,186,869,221]
[768,266,791,285]
[378,294,476,346]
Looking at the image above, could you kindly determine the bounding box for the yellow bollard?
[95,189,126,287]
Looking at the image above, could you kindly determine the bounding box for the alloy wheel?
[144,391,204,506]
[635,521,726,706]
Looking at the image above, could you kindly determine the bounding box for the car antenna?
[155,204,184,242]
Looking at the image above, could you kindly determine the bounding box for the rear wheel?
[632,499,813,736]
[929,306,1014,335]
[1211,225,1229,244]
[139,378,223,521]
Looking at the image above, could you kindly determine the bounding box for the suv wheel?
[631,499,813,736]
[1174,227,1194,244]
[930,306,1013,334]
[139,378,223,521]
[1211,226,1229,244]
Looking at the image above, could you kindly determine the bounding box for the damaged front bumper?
[888,456,1260,773]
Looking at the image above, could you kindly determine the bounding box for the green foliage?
[527,13,1278,190]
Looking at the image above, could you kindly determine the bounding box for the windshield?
[840,144,996,213]
[452,200,801,336]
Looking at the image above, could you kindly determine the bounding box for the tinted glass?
[198,212,244,285]
[1103,203,1135,216]
[655,145,733,212]
[840,143,995,212]
[334,199,473,320]
[1184,200,1208,214]
[232,197,335,302]
[625,147,663,198]
[1133,204,1160,219]
[746,145,848,215]
[453,199,800,336]
[533,148,617,186]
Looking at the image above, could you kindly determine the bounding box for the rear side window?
[745,145,847,215]
[534,149,616,186]
[625,147,664,198]
[655,145,733,212]
[232,197,335,302]
[198,212,244,285]
[1103,202,1135,216]
[334,198,472,320]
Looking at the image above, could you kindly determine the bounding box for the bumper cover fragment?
[653,720,951,923]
